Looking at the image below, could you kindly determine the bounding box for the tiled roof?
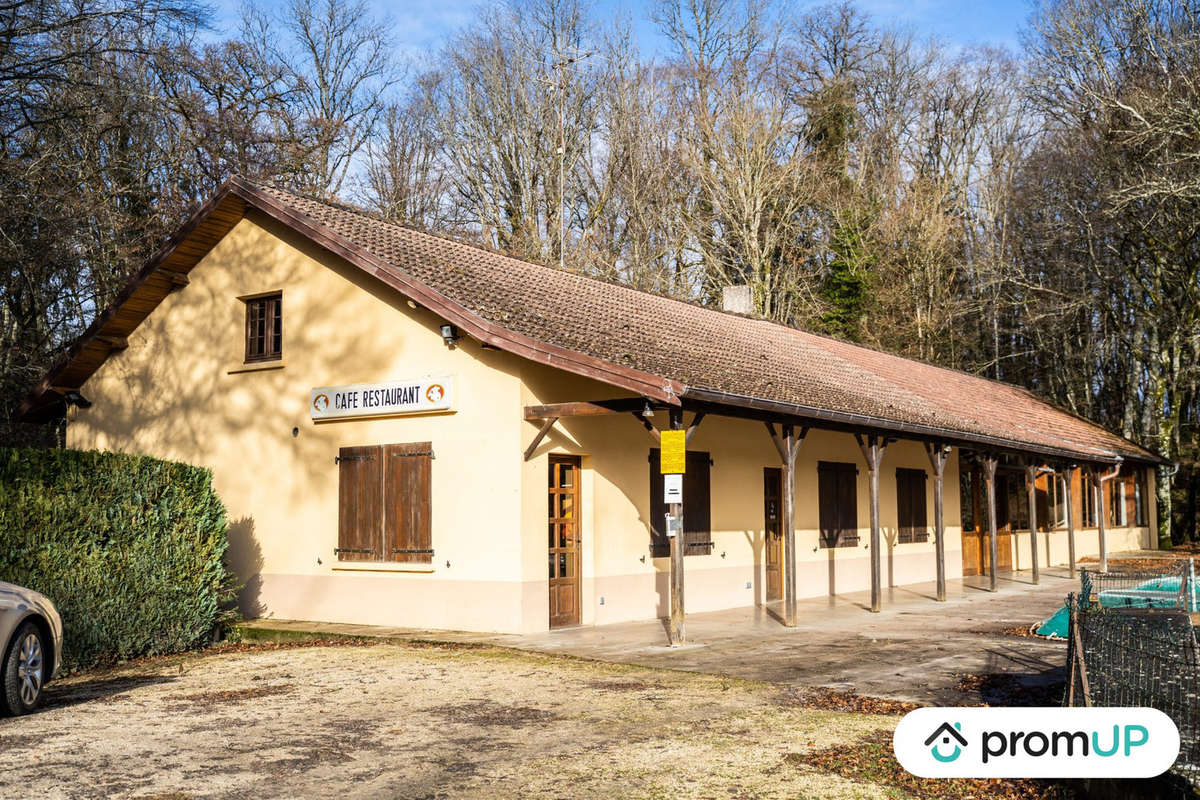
[255,185,1155,463]
[22,179,1161,464]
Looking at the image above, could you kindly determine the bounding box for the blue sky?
[207,0,1034,58]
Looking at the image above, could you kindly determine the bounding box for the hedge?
[0,448,236,670]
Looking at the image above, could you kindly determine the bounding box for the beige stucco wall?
[68,211,540,632]
[66,210,1156,634]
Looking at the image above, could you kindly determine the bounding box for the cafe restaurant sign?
[310,377,455,421]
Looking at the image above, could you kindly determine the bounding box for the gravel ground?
[0,642,901,799]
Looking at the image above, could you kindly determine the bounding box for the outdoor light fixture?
[641,399,655,418]
[440,323,459,348]
[62,390,91,409]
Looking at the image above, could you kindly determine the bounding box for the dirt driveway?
[0,641,914,799]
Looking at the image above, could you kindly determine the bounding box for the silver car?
[0,582,62,715]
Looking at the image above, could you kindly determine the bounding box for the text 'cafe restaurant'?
[21,179,1166,640]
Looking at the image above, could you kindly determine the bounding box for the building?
[20,178,1165,639]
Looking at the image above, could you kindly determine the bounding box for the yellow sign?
[660,430,686,474]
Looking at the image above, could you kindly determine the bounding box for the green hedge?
[0,448,236,670]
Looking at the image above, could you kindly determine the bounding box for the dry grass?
[2,641,1076,799]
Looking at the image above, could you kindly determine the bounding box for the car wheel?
[2,622,46,716]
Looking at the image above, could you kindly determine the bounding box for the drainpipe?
[1095,459,1124,573]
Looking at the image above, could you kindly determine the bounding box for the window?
[1081,473,1097,527]
[1048,475,1069,529]
[244,292,282,362]
[1007,474,1029,530]
[818,461,858,548]
[1135,471,1147,527]
[896,468,928,543]
[1111,480,1128,527]
[959,468,976,532]
[648,449,712,556]
[337,442,432,563]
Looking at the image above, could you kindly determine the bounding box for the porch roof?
[19,178,1162,466]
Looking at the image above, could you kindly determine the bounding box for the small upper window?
[244,293,282,362]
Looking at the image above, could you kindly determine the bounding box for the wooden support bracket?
[634,412,661,443]
[523,417,558,461]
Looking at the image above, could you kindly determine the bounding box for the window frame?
[243,291,283,363]
[1134,471,1147,527]
[1081,473,1097,527]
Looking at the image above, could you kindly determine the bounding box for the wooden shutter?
[337,445,381,561]
[384,442,433,563]
[648,449,712,557]
[896,468,928,543]
[837,464,859,546]
[648,449,669,557]
[819,461,858,548]
[683,451,712,555]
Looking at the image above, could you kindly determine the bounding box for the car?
[0,581,62,715]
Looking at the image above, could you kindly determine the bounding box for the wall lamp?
[62,390,92,409]
[440,323,459,348]
[641,399,655,418]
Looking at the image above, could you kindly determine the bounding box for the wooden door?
[764,468,782,602]
[960,467,1014,576]
[548,456,582,628]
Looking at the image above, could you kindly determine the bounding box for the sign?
[663,473,683,504]
[664,514,682,538]
[310,377,454,421]
[660,429,686,474]
[893,707,1179,779]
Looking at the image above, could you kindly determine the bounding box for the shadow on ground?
[40,673,179,711]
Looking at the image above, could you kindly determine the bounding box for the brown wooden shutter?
[648,449,669,557]
[837,464,859,547]
[819,461,858,548]
[683,451,712,555]
[384,442,433,563]
[896,468,928,543]
[337,445,382,561]
[648,449,712,556]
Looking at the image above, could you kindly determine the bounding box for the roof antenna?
[539,48,592,269]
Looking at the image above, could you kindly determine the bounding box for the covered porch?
[525,393,1153,645]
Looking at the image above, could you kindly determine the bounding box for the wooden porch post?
[1064,465,1077,578]
[766,421,806,627]
[856,434,888,613]
[983,454,999,592]
[1025,462,1040,585]
[925,442,949,602]
[668,407,685,645]
[1095,470,1107,574]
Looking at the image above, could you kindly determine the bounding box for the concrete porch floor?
[237,562,1110,705]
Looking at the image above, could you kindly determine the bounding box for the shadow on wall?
[226,516,265,618]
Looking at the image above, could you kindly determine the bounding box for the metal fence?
[1080,558,1198,612]
[1066,561,1200,783]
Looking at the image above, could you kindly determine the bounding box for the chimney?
[722,285,753,315]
